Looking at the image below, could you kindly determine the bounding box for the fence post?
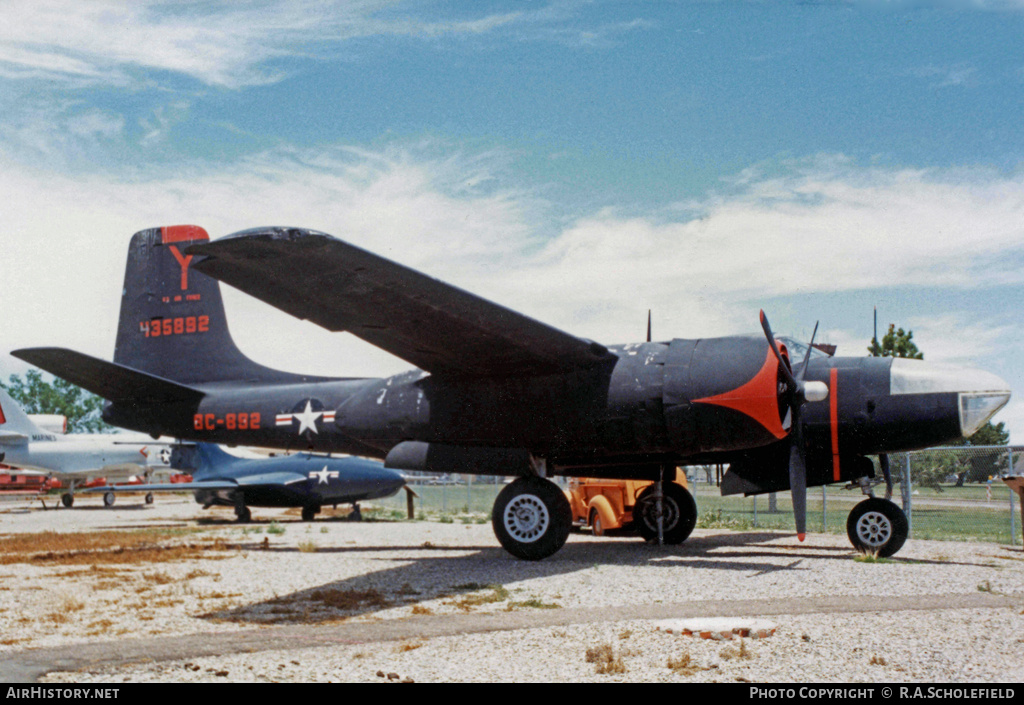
[822,485,827,533]
[1010,448,1017,546]
[901,453,913,538]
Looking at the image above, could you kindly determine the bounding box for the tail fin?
[0,386,47,442]
[114,226,305,385]
[169,442,235,480]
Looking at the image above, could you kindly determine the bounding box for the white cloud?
[0,1,521,89]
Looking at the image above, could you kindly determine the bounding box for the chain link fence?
[371,447,1024,546]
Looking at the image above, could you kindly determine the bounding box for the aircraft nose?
[889,359,1011,438]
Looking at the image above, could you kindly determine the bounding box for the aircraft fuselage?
[102,337,991,486]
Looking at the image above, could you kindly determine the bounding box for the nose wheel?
[846,497,908,557]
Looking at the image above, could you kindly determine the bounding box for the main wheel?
[492,476,572,561]
[846,497,908,557]
[301,505,320,521]
[635,482,697,545]
[589,507,605,537]
[61,493,74,508]
[103,491,116,508]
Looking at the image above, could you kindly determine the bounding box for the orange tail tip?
[161,225,209,244]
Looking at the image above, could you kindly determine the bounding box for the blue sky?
[1,1,1022,440]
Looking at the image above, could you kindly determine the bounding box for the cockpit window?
[777,337,832,366]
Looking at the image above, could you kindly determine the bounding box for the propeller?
[759,311,828,542]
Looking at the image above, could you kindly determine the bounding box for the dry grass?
[586,643,627,675]
[449,583,509,611]
[0,530,230,566]
[666,653,702,675]
[719,639,753,661]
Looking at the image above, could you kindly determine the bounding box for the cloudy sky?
[1,1,1022,440]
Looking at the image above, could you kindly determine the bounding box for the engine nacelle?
[662,336,789,455]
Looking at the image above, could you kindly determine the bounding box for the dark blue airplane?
[88,442,407,521]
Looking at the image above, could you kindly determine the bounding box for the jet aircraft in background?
[14,225,1011,559]
[87,442,407,522]
[0,384,166,507]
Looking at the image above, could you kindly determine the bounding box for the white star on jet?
[310,466,339,484]
[293,401,323,435]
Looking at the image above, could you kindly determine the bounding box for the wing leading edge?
[188,227,610,377]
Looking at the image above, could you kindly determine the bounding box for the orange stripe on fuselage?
[830,367,840,482]
[693,347,787,440]
[161,225,210,244]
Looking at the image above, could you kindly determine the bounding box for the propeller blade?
[796,321,820,381]
[759,310,797,392]
[789,417,807,541]
[789,446,807,541]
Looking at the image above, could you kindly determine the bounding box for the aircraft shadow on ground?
[198,527,926,627]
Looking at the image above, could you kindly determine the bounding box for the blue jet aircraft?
[89,442,407,522]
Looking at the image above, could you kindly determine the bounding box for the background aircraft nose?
[889,359,1011,438]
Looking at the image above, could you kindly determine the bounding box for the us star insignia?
[310,466,339,484]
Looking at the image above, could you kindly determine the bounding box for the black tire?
[103,491,116,508]
[301,506,320,521]
[846,498,908,557]
[235,505,251,523]
[145,493,154,505]
[492,476,572,561]
[61,493,74,508]
[635,482,697,545]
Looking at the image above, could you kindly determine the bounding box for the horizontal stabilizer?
[189,227,611,377]
[0,430,29,444]
[11,348,204,405]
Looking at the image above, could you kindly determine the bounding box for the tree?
[868,322,1010,485]
[868,323,924,359]
[1,370,111,433]
[949,420,1010,485]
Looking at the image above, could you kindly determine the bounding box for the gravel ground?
[1,493,1023,683]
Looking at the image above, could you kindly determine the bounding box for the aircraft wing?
[0,430,29,444]
[234,471,306,486]
[84,481,239,492]
[188,227,610,377]
[10,348,204,405]
[85,473,303,492]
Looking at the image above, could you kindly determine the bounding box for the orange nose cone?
[797,533,806,542]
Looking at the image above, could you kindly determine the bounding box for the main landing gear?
[492,476,573,561]
[492,475,700,560]
[634,481,697,545]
